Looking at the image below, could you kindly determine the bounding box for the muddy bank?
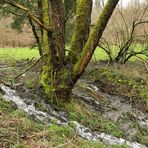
[0,80,147,148]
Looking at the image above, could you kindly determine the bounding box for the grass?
[63,100,125,138]
[93,45,148,61]
[137,128,148,146]
[93,47,110,61]
[0,97,45,147]
[0,47,39,60]
[85,62,148,111]
[0,97,130,147]
[0,44,147,61]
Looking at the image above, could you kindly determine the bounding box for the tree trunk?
[40,64,75,102]
[40,0,74,103]
[40,0,119,103]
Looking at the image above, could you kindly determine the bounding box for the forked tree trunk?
[40,0,119,103]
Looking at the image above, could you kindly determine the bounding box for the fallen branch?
[0,57,34,69]
[14,54,46,79]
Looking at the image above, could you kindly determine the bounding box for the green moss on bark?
[69,0,92,64]
[40,65,52,98]
[73,0,119,77]
[40,64,74,103]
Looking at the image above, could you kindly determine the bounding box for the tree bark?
[40,0,119,103]
[73,0,119,78]
[40,0,72,103]
[69,0,92,64]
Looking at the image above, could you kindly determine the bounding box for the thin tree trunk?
[69,0,92,64]
[73,0,119,78]
[28,18,43,56]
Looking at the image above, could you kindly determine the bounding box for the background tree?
[97,0,148,63]
[1,0,119,103]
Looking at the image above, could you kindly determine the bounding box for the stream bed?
[0,81,148,148]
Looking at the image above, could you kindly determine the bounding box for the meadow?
[0,48,39,60]
[0,46,147,61]
[93,45,148,61]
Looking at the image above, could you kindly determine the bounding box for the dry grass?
[0,18,34,47]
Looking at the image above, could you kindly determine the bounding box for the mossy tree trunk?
[40,0,119,103]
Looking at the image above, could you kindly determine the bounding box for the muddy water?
[0,84,57,122]
[0,82,147,148]
[73,80,148,128]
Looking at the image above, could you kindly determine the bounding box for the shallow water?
[0,83,147,148]
[0,84,56,122]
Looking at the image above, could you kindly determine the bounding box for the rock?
[139,120,148,128]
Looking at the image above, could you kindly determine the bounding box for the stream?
[0,81,148,148]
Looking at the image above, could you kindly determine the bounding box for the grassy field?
[93,45,148,61]
[0,46,147,61]
[0,48,39,60]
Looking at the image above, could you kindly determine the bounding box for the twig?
[4,0,52,33]
[53,134,77,148]
[14,54,46,79]
[65,9,75,23]
[65,49,79,55]
[0,57,34,69]
[135,56,148,72]
[0,139,14,144]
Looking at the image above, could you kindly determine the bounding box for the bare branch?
[116,8,129,39]
[65,9,75,23]
[14,54,46,79]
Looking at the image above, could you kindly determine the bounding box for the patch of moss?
[137,128,148,146]
[34,102,47,112]
[49,124,73,137]
[25,79,35,89]
[0,97,16,113]
[11,109,29,118]
[77,140,105,148]
[111,144,130,148]
[69,111,79,121]
[47,124,74,147]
